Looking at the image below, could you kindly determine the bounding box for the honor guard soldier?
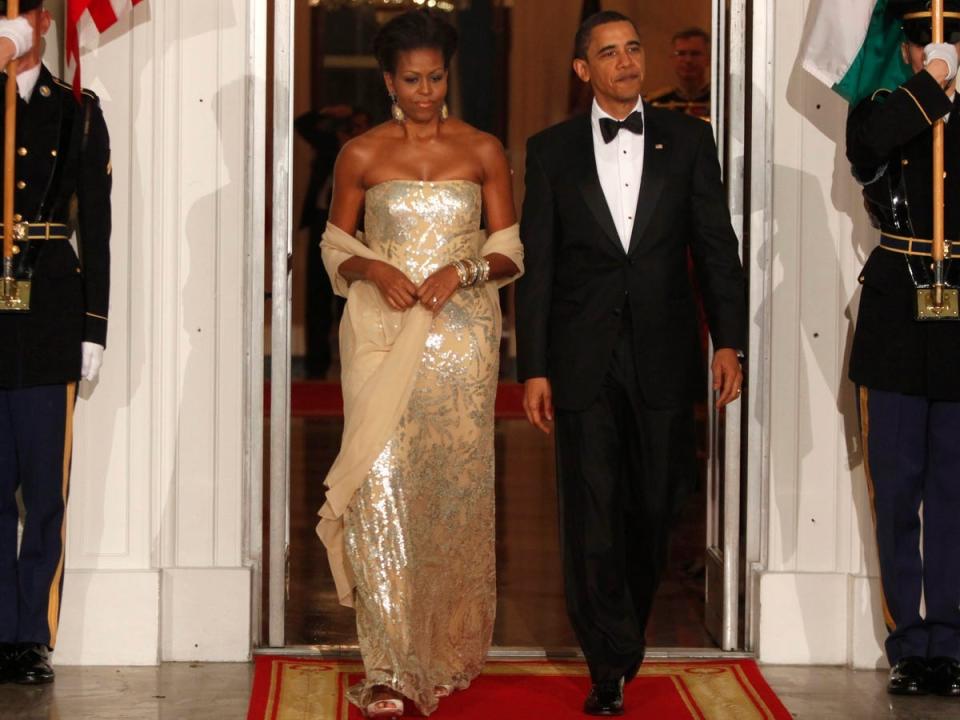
[847,0,960,698]
[0,1,111,684]
[647,27,711,120]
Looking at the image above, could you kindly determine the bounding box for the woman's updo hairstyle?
[373,9,459,75]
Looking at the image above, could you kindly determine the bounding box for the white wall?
[756,0,887,668]
[51,0,263,665]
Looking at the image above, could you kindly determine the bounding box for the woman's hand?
[366,260,419,311]
[416,265,461,314]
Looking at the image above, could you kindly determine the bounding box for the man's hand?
[365,260,418,311]
[523,377,554,434]
[0,17,33,61]
[712,348,743,408]
[924,42,960,87]
[416,265,460,314]
[81,342,105,383]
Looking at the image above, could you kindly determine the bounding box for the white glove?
[924,42,959,82]
[81,342,104,383]
[0,17,33,61]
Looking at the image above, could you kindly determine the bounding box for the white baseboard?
[758,571,848,665]
[849,575,887,669]
[56,569,161,666]
[160,567,252,662]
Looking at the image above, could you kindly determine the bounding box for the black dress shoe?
[13,644,55,685]
[928,657,960,697]
[887,657,928,695]
[583,677,624,716]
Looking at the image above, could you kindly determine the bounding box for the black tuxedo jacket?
[516,106,746,411]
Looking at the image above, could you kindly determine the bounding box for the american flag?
[66,0,144,101]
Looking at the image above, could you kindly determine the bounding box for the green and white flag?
[801,0,912,104]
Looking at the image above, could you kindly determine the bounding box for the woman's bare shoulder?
[337,123,403,177]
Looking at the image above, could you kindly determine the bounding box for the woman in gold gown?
[315,10,524,718]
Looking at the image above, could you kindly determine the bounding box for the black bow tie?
[599,112,644,143]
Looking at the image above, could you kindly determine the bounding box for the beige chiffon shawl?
[316,221,524,607]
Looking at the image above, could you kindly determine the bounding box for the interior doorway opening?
[264,0,752,656]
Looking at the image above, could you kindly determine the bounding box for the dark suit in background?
[295,111,342,378]
[516,104,745,683]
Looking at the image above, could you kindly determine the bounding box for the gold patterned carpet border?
[247,657,792,719]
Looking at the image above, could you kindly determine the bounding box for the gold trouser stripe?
[859,387,897,632]
[46,382,76,648]
[901,86,933,125]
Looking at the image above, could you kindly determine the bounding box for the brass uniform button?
[16,147,27,157]
[16,180,26,190]
[13,213,22,222]
[38,85,50,98]
[50,149,57,158]
[11,245,19,255]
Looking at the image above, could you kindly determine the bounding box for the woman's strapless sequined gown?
[343,181,498,715]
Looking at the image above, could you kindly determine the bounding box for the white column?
[757,0,886,668]
[55,0,262,665]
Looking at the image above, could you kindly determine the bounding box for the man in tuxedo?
[516,11,745,716]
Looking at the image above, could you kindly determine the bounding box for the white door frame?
[257,0,774,653]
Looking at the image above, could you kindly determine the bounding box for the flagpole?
[1,0,18,303]
[933,0,947,307]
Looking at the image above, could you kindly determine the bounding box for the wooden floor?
[284,416,716,650]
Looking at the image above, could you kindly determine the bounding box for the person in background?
[648,27,711,120]
[295,105,370,378]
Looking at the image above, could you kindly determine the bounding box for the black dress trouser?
[0,383,76,649]
[555,313,695,684]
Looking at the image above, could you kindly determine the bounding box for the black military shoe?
[927,657,960,697]
[887,657,928,695]
[583,677,625,716]
[13,644,55,685]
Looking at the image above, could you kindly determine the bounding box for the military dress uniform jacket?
[0,65,111,389]
[647,86,711,119]
[847,70,960,400]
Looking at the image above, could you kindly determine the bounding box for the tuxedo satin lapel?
[627,112,668,255]
[573,115,623,254]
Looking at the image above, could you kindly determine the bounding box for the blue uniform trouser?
[859,387,960,664]
[0,384,75,649]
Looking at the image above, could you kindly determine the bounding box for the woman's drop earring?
[440,103,449,121]
[390,94,405,123]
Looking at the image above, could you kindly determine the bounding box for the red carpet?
[247,656,792,719]
[266,381,527,419]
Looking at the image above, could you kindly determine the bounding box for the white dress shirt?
[591,96,645,253]
[15,63,40,102]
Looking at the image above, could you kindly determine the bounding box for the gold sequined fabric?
[343,181,498,716]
